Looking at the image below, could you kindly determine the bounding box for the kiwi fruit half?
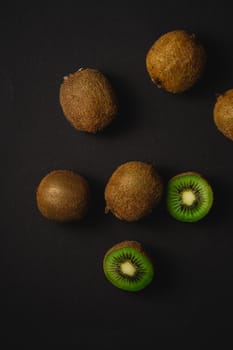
[146,30,206,93]
[59,68,118,133]
[167,172,213,222]
[213,89,233,141]
[103,241,154,292]
[105,161,163,221]
[36,170,91,222]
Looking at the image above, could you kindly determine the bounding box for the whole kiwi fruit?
[213,89,233,141]
[103,240,154,292]
[59,68,118,133]
[36,170,91,222]
[146,30,206,93]
[104,161,163,221]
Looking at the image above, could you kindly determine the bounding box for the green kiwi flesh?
[167,172,213,222]
[103,241,154,292]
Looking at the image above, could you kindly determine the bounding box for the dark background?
[1,0,233,346]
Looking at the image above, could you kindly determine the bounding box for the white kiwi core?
[181,190,196,206]
[120,261,136,276]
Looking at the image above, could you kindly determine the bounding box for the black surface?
[1,1,233,346]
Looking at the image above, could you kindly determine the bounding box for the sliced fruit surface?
[167,172,213,222]
[103,241,154,292]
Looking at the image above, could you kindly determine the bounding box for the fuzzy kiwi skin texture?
[59,68,118,133]
[36,170,91,222]
[214,89,233,141]
[105,240,144,256]
[105,161,163,222]
[146,30,206,93]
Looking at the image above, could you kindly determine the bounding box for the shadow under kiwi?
[0,70,14,111]
[99,73,143,137]
[185,35,233,98]
[59,175,106,232]
[200,175,232,229]
[135,245,178,298]
[135,165,173,230]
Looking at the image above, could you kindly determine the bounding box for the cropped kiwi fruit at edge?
[103,241,154,292]
[213,89,233,141]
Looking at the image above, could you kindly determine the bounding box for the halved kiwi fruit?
[36,170,91,222]
[103,241,154,292]
[59,68,118,133]
[104,161,163,221]
[167,172,213,222]
[213,89,233,141]
[146,30,206,93]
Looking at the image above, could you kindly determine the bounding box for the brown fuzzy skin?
[36,170,91,222]
[171,171,204,180]
[59,68,118,133]
[105,240,143,257]
[104,161,163,222]
[214,89,233,141]
[146,30,206,93]
[103,241,154,279]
